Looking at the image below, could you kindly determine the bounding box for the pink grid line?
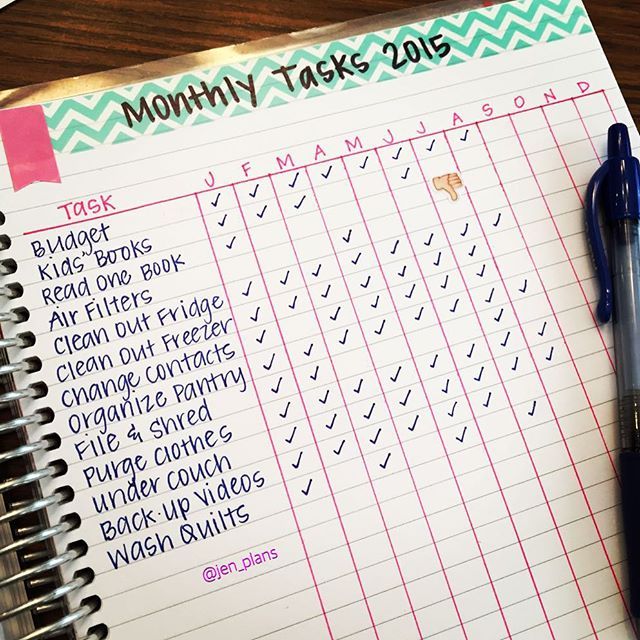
[448,125,603,637]
[601,92,617,120]
[230,183,381,639]
[271,171,425,640]
[23,91,607,238]
[541,106,596,208]
[343,153,513,639]
[571,98,603,162]
[483,118,633,628]
[378,134,555,638]
[194,191,335,640]
[571,94,616,364]
[529,106,621,478]
[527,106,616,372]
[509,111,621,483]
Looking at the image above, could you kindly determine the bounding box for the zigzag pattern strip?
[44,0,591,154]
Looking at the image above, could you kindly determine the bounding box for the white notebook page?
[1,1,638,638]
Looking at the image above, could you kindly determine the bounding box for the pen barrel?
[611,219,640,450]
[620,392,640,452]
[620,450,640,616]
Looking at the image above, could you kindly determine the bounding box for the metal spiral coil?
[0,234,106,639]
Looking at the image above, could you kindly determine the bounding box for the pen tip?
[608,122,632,158]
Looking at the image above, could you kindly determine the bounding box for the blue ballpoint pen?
[587,123,640,633]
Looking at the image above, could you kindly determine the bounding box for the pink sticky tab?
[0,105,61,191]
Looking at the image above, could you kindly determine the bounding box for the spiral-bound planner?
[0,0,638,638]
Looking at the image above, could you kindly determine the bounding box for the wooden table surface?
[1,0,639,122]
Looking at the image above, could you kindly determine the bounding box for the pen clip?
[586,161,613,323]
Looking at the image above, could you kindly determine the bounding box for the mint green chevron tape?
[42,0,592,154]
